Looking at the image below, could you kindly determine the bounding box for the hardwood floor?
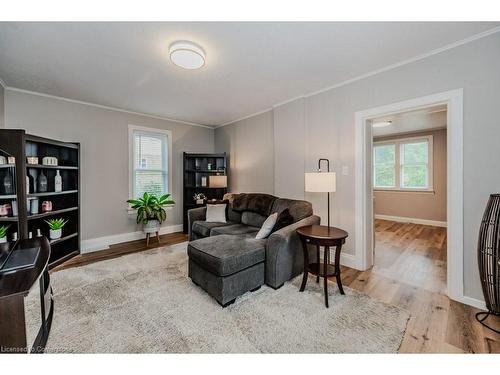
[52,220,500,353]
[340,219,500,353]
[52,231,188,272]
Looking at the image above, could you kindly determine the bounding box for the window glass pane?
[134,133,164,170]
[374,165,395,187]
[374,144,395,164]
[401,141,428,164]
[135,170,166,197]
[402,165,427,188]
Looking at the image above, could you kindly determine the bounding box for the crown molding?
[215,25,500,128]
[3,86,214,129]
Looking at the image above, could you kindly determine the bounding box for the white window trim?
[128,124,173,212]
[373,134,433,192]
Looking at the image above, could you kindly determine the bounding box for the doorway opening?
[370,105,447,294]
[354,89,465,304]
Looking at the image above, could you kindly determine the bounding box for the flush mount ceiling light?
[372,120,392,128]
[169,41,206,70]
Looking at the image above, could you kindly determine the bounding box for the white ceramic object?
[0,236,6,243]
[143,220,160,234]
[30,198,39,214]
[50,228,62,240]
[27,156,39,164]
[42,156,58,166]
[0,156,6,165]
[11,200,18,216]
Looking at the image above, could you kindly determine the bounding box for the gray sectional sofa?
[187,193,320,306]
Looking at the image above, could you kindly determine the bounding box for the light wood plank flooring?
[340,219,500,353]
[53,220,500,353]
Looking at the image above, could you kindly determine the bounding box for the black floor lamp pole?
[318,158,330,228]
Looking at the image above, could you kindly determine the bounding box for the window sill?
[374,189,435,194]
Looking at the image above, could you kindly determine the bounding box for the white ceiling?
[0,22,498,127]
[372,104,447,137]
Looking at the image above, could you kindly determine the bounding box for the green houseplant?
[45,218,68,240]
[127,192,175,234]
[0,225,10,243]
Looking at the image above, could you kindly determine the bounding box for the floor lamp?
[305,158,336,228]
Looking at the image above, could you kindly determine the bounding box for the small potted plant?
[127,192,175,234]
[45,218,68,240]
[0,225,10,243]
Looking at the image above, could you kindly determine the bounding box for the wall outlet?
[342,166,349,175]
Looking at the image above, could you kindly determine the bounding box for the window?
[373,135,433,191]
[373,143,396,188]
[129,125,172,199]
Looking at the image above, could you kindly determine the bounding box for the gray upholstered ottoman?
[187,234,266,307]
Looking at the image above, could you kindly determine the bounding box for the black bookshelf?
[183,152,228,233]
[0,130,81,268]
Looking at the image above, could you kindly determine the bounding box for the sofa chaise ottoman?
[188,234,266,307]
[187,193,320,306]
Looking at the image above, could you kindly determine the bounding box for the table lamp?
[209,175,227,188]
[305,158,336,228]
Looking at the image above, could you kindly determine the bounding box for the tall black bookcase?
[183,152,228,233]
[0,129,80,268]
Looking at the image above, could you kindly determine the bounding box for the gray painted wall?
[214,32,500,301]
[273,98,306,200]
[5,90,214,241]
[0,84,4,128]
[214,110,274,194]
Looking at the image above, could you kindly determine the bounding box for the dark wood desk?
[296,225,348,308]
[0,237,53,353]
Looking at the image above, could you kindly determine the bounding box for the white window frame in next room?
[373,134,434,192]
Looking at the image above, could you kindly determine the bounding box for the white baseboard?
[375,214,447,227]
[340,253,361,270]
[81,224,183,253]
[454,295,486,310]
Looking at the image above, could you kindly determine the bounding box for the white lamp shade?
[305,172,336,192]
[209,175,227,188]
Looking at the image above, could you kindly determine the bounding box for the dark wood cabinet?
[183,153,228,233]
[0,130,81,268]
[0,237,53,353]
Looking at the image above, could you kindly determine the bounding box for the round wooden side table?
[296,225,349,308]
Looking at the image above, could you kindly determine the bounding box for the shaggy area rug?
[45,242,409,353]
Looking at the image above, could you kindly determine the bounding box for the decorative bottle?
[54,170,62,192]
[28,173,35,193]
[3,171,13,195]
[37,170,48,192]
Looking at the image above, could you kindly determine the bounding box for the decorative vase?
[37,171,48,192]
[30,198,39,215]
[476,194,500,334]
[54,170,62,192]
[3,171,14,195]
[49,228,62,240]
[42,201,53,212]
[0,204,9,217]
[143,219,160,234]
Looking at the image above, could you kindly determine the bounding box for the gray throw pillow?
[255,212,278,239]
[205,204,227,223]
